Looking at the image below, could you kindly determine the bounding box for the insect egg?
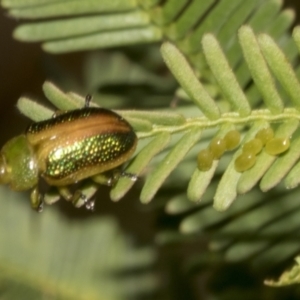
[243,138,263,155]
[255,127,274,145]
[265,137,290,155]
[234,151,256,172]
[197,149,214,171]
[224,130,241,150]
[209,137,226,159]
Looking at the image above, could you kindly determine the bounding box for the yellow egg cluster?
[234,127,291,172]
[197,130,241,171]
[197,127,291,173]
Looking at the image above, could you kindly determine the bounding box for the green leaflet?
[14,11,150,42]
[140,128,202,203]
[202,34,251,117]
[43,27,162,54]
[150,0,189,26]
[17,97,53,122]
[258,33,300,111]
[238,26,284,114]
[164,0,215,40]
[161,42,220,120]
[7,0,137,18]
[43,81,84,110]
[111,132,171,201]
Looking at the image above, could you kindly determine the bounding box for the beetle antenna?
[85,94,92,107]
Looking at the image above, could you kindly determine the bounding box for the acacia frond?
[2,0,162,53]
[160,27,300,212]
[2,0,295,57]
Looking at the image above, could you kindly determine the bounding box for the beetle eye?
[0,154,10,185]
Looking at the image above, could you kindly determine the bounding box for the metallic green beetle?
[0,96,137,211]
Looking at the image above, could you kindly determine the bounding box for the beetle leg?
[56,186,71,201]
[43,188,61,205]
[57,186,83,205]
[71,190,89,208]
[30,186,43,212]
[57,186,95,210]
[120,171,138,181]
[73,190,95,211]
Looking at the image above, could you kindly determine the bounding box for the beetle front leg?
[57,186,96,210]
[30,186,43,212]
[57,186,86,208]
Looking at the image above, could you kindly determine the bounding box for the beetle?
[0,95,137,211]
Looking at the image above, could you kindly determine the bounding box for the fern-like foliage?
[2,0,294,58]
[2,0,162,53]
[161,27,300,211]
